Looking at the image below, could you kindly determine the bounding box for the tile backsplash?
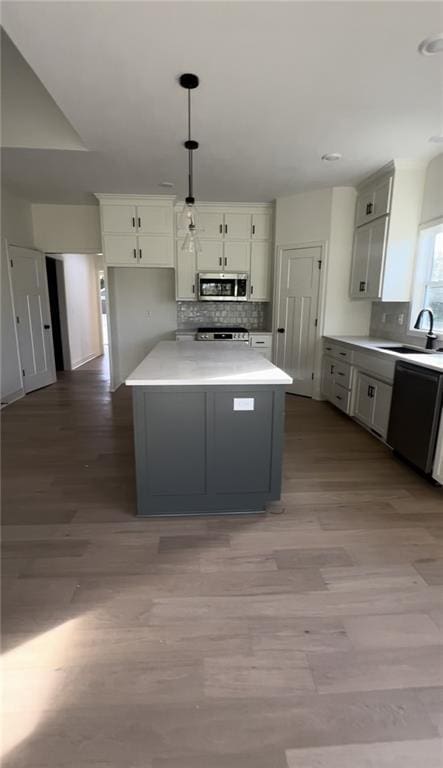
[177,301,271,331]
[370,301,441,346]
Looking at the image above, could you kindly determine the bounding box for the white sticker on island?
[233,398,255,411]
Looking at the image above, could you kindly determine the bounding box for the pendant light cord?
[187,88,193,201]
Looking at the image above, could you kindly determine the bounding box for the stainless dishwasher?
[387,361,443,476]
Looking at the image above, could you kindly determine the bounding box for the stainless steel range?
[196,326,249,343]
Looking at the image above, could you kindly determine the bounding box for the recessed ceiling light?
[321,153,342,162]
[418,33,443,55]
[159,181,174,188]
[429,135,443,143]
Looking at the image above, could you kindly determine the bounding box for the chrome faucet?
[414,308,438,350]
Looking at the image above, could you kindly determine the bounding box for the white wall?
[1,29,85,151]
[324,187,371,335]
[275,188,332,246]
[32,204,101,253]
[421,153,443,225]
[1,187,35,402]
[108,268,177,389]
[61,253,102,369]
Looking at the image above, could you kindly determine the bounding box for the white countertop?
[125,341,293,387]
[324,335,443,373]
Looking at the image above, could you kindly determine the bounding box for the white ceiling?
[1,1,443,204]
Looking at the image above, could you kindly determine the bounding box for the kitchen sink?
[378,345,433,354]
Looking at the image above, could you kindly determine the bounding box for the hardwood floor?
[1,359,443,767]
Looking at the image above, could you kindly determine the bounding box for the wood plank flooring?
[1,356,443,767]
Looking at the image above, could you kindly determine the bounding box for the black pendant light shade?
[179,73,201,254]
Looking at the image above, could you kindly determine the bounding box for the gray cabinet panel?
[213,391,273,493]
[144,391,206,495]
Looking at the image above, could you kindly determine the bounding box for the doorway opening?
[46,257,65,371]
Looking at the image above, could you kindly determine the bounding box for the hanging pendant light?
[179,73,202,255]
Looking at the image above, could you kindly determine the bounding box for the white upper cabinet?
[174,202,274,300]
[197,211,224,239]
[350,162,426,301]
[96,195,175,268]
[252,213,272,240]
[102,234,138,265]
[197,240,224,271]
[224,212,251,240]
[250,241,272,300]
[223,241,250,271]
[136,205,173,235]
[355,173,393,227]
[101,204,137,234]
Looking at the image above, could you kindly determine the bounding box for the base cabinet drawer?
[332,383,351,414]
[333,360,352,389]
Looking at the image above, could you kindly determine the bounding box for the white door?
[250,241,271,300]
[9,246,56,393]
[223,241,250,272]
[275,245,321,397]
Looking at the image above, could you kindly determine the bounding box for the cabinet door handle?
[132,217,136,228]
[224,256,227,267]
[133,248,137,259]
[367,202,373,215]
[219,224,223,234]
[224,224,228,234]
[139,249,142,260]
[219,256,223,267]
[138,217,141,228]
[330,364,335,375]
[251,285,254,295]
[359,281,366,292]
[192,284,195,294]
[252,224,256,235]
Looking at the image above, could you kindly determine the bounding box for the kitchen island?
[125,341,292,516]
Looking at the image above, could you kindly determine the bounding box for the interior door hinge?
[314,318,318,327]
[318,260,322,270]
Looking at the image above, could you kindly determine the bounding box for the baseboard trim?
[1,387,25,407]
[71,352,101,370]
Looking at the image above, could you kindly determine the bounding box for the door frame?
[272,239,328,399]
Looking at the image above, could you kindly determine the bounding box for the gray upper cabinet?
[350,162,426,302]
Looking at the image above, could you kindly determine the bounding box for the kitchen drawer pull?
[336,395,343,401]
[339,352,347,357]
[255,341,265,345]
[325,346,332,351]
[337,371,345,376]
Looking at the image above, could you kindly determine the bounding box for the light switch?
[233,397,255,411]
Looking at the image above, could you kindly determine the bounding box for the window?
[411,221,443,332]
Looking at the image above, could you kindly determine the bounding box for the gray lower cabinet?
[132,384,286,516]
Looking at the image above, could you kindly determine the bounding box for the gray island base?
[126,342,292,517]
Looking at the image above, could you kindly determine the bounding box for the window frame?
[410,219,443,335]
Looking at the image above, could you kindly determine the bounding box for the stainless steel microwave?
[198,273,248,302]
